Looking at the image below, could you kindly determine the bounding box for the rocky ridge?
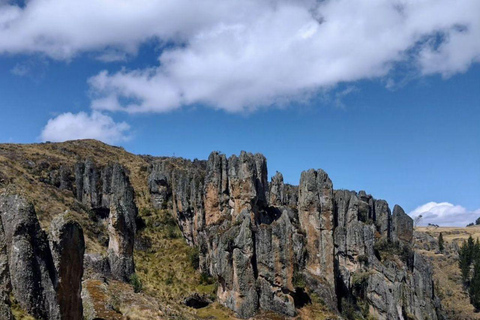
[149,151,444,319]
[0,140,444,319]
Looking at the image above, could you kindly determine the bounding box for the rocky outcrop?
[298,169,336,309]
[392,204,413,243]
[203,152,228,226]
[106,164,137,281]
[148,162,172,209]
[74,160,137,281]
[0,195,87,320]
[150,151,443,319]
[0,194,60,320]
[50,215,85,320]
[0,217,13,320]
[108,197,135,281]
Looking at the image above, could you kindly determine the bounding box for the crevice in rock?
[292,288,311,308]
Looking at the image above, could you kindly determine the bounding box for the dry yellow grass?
[417,225,480,246]
[416,226,480,319]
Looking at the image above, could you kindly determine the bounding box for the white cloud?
[409,202,480,227]
[1,0,480,112]
[40,111,131,144]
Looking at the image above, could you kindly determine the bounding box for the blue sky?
[0,0,479,225]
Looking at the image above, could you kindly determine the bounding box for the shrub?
[292,269,306,289]
[165,271,175,285]
[438,232,444,253]
[357,255,369,265]
[351,272,371,298]
[199,272,214,285]
[165,224,181,239]
[129,273,143,293]
[188,247,200,270]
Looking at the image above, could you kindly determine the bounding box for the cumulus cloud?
[40,111,131,144]
[409,202,480,227]
[1,0,480,112]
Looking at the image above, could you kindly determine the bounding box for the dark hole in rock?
[92,207,110,219]
[292,287,311,308]
[136,215,147,231]
[183,293,211,309]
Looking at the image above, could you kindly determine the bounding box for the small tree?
[476,217,480,225]
[438,232,445,253]
[414,215,423,228]
[129,273,143,293]
[459,240,472,284]
[470,259,480,310]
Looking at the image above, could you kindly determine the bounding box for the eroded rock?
[50,215,85,320]
[298,169,335,305]
[392,205,413,243]
[0,194,60,320]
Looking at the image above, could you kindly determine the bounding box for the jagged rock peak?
[269,171,284,207]
[227,151,269,213]
[392,204,413,243]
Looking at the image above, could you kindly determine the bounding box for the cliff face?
[149,151,444,319]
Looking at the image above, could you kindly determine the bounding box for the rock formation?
[0,215,13,320]
[0,141,444,319]
[149,151,444,319]
[74,160,137,280]
[50,215,85,320]
[0,194,60,319]
[0,194,86,320]
[392,204,414,243]
[298,169,336,308]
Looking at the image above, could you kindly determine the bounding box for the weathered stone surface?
[215,215,259,318]
[50,215,85,320]
[269,172,284,207]
[148,162,171,209]
[83,253,110,280]
[74,160,138,281]
[298,169,335,291]
[171,169,204,245]
[0,194,60,320]
[256,207,297,316]
[374,199,391,238]
[392,204,413,243]
[0,218,13,320]
[75,159,102,209]
[203,152,229,226]
[148,157,206,245]
[108,198,135,281]
[227,151,268,220]
[284,184,298,208]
